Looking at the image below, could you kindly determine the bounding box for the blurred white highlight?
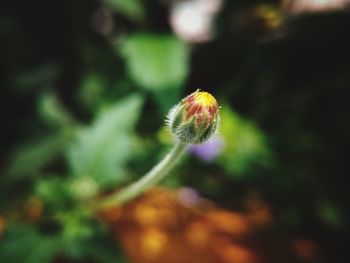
[285,0,350,14]
[170,0,223,43]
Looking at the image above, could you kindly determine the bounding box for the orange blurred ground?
[100,188,323,263]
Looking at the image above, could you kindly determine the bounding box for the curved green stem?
[97,141,188,209]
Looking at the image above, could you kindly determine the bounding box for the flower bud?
[167,90,219,144]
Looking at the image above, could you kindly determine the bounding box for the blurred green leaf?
[13,64,60,92]
[7,132,73,179]
[120,33,189,91]
[36,177,74,210]
[38,92,76,128]
[103,0,144,21]
[152,87,182,115]
[218,105,273,177]
[58,212,96,259]
[67,94,143,187]
[78,73,106,111]
[85,242,127,263]
[69,176,100,201]
[317,200,343,228]
[0,225,61,263]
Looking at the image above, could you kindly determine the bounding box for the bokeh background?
[1,0,350,262]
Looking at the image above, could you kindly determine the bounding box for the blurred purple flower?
[177,187,200,207]
[188,134,224,162]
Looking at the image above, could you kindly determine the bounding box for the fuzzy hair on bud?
[167,90,219,144]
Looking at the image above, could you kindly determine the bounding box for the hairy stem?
[96,141,187,209]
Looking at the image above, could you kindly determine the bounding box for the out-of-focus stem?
[96,141,187,209]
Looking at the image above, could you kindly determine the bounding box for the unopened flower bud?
[167,90,219,144]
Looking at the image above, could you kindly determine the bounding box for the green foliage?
[38,93,76,128]
[83,241,127,263]
[13,64,60,92]
[36,177,75,210]
[0,222,124,263]
[218,104,273,176]
[316,200,343,228]
[6,132,72,179]
[67,94,143,187]
[7,93,76,179]
[120,34,188,90]
[119,34,189,110]
[0,225,61,263]
[103,0,144,21]
[78,73,106,111]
